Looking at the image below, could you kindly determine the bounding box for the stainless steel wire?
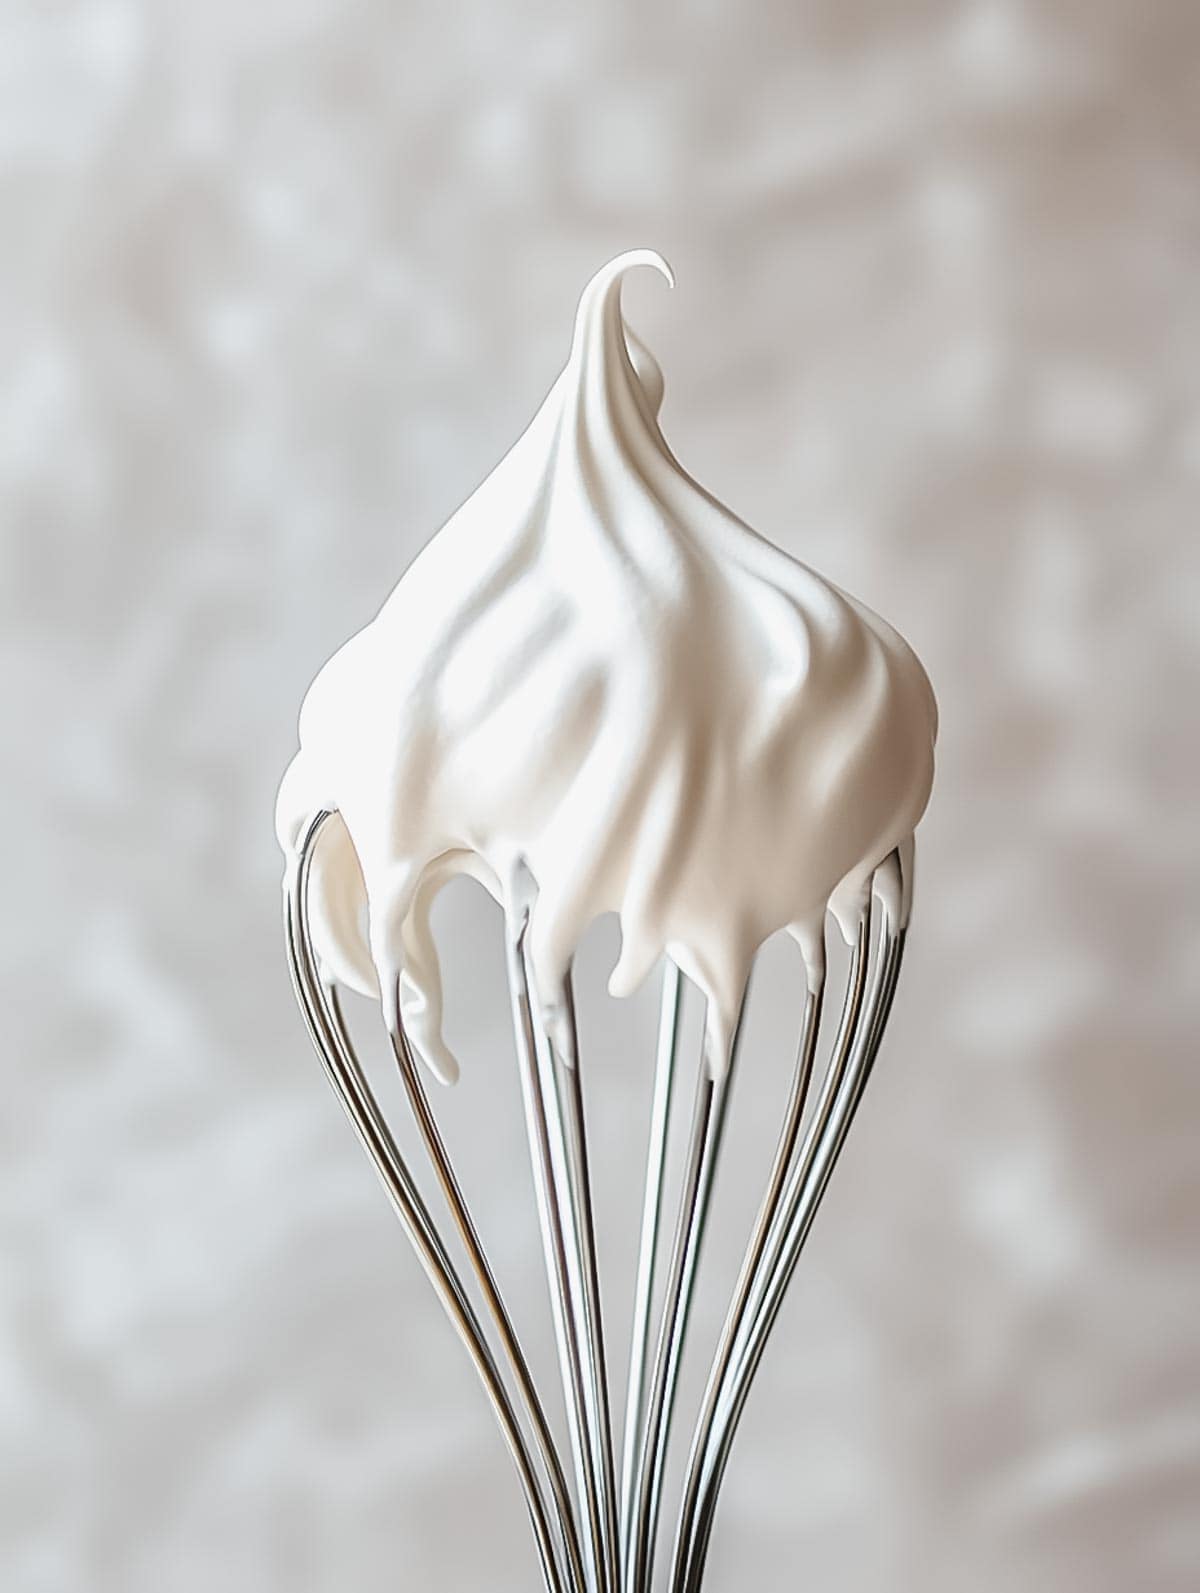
[506,902,609,1593]
[283,811,571,1593]
[284,812,910,1593]
[625,991,747,1593]
[674,873,906,1592]
[386,1009,588,1593]
[618,962,682,1586]
[666,969,827,1593]
[557,977,622,1593]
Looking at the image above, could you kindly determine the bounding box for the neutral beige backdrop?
[4,3,1198,1590]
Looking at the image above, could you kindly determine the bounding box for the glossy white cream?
[276,251,937,1082]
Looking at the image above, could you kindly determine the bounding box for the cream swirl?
[276,251,937,1082]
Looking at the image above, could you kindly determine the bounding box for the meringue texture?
[276,252,937,1080]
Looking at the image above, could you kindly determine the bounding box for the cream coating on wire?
[275,250,937,1082]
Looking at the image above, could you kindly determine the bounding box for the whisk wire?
[675,870,906,1593]
[557,978,623,1593]
[626,993,747,1593]
[618,960,683,1585]
[507,907,610,1593]
[667,966,826,1593]
[284,812,572,1593]
[388,1015,589,1593]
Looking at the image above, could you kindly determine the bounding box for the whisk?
[284,808,911,1593]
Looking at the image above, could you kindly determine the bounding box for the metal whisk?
[284,808,910,1593]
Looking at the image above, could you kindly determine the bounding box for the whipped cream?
[276,251,937,1082]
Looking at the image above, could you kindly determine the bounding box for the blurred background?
[3,2,1198,1590]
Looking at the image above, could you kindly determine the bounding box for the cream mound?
[276,250,937,1083]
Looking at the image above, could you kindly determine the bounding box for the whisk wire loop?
[285,812,910,1593]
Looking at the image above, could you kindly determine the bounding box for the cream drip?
[276,250,937,1082]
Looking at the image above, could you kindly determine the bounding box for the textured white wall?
[4,3,1198,1590]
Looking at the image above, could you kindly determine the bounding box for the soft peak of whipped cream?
[276,250,937,1082]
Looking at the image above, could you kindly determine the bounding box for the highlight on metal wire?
[285,808,909,1593]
